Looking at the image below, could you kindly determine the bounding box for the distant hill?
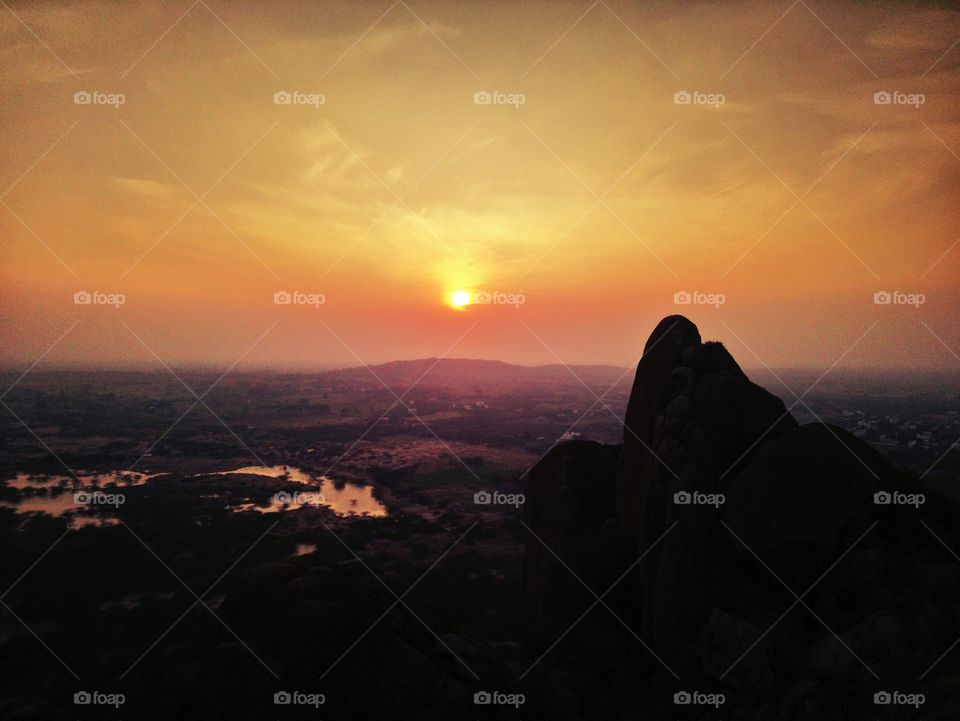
[319,358,631,389]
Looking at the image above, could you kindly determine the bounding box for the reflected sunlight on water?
[215,465,387,517]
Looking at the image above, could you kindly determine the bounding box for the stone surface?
[521,315,956,720]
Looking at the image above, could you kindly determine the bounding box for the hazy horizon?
[3,356,959,374]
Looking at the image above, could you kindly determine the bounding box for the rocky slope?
[523,315,960,719]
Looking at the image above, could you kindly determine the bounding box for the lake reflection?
[293,543,317,557]
[212,465,315,484]
[7,471,163,489]
[2,470,162,530]
[210,465,387,517]
[1,465,386,527]
[0,494,119,529]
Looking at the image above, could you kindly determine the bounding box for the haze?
[1,0,958,370]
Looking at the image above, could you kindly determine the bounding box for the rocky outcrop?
[522,315,955,719]
[614,316,801,664]
[724,423,891,556]
[521,439,627,643]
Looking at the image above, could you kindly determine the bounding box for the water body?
[293,543,317,557]
[1,470,166,529]
[1,465,386,527]
[213,466,387,517]
[7,470,164,489]
[0,494,119,529]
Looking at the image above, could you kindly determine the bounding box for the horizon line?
[0,359,956,374]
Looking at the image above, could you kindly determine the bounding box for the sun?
[450,290,471,308]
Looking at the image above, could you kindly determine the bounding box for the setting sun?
[450,290,470,308]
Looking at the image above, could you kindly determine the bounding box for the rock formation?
[523,315,960,719]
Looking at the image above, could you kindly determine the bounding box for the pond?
[1,470,161,529]
[1,465,387,527]
[211,465,387,517]
[0,493,120,530]
[7,470,164,489]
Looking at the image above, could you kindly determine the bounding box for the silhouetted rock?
[615,317,799,665]
[522,315,955,720]
[0,699,70,721]
[725,423,892,556]
[696,607,774,691]
[616,314,701,537]
[521,439,627,642]
[131,558,513,720]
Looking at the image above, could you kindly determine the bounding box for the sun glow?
[450,290,471,308]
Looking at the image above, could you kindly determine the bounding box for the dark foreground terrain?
[0,320,958,719]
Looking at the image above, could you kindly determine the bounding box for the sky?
[1,0,958,371]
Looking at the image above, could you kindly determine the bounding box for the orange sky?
[1,0,958,370]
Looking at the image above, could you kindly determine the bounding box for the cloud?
[864,11,957,51]
[113,177,181,202]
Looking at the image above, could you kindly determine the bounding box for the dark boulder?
[725,423,893,557]
[615,317,798,665]
[520,315,952,720]
[522,439,628,643]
